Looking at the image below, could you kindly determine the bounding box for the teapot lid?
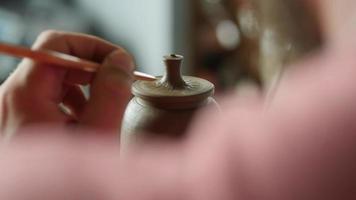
[132,54,214,109]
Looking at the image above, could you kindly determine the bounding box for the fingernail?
[106,50,135,74]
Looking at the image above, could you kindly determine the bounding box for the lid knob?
[160,54,186,89]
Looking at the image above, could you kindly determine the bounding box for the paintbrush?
[0,42,157,81]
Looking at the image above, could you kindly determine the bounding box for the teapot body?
[120,54,216,148]
[121,96,217,147]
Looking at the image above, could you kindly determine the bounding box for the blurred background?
[0,0,322,94]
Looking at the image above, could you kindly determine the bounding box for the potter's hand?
[0,30,134,137]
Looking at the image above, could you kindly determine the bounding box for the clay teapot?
[121,54,217,147]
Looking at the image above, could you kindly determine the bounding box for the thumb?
[81,50,134,133]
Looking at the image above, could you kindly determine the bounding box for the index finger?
[33,30,126,85]
[13,30,126,102]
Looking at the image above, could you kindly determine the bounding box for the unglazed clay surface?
[120,55,217,147]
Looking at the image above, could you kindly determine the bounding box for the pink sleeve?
[0,49,356,199]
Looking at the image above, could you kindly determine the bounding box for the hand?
[0,30,135,138]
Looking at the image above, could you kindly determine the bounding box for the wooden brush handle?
[0,42,156,81]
